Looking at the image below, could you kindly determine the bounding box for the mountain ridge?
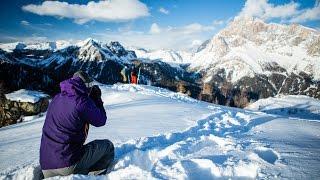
[0,17,319,108]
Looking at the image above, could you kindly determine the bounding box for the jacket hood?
[60,77,88,96]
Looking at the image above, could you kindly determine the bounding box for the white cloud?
[20,20,30,26]
[0,34,48,43]
[191,39,202,48]
[151,23,215,35]
[22,0,150,24]
[159,7,170,15]
[93,22,217,50]
[290,1,320,23]
[149,23,161,34]
[239,0,299,20]
[239,0,320,23]
[212,20,225,25]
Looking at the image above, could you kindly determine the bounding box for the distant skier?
[40,71,114,178]
[130,69,138,84]
[120,66,129,83]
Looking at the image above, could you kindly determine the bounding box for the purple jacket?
[40,77,107,170]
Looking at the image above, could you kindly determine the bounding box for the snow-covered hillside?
[246,95,320,120]
[0,84,319,179]
[5,89,49,103]
[130,47,193,64]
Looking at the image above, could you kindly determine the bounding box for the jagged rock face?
[197,69,320,108]
[132,60,201,99]
[0,60,58,95]
[307,36,320,56]
[0,93,49,128]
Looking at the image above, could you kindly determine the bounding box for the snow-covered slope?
[5,89,48,103]
[191,16,320,83]
[246,95,320,120]
[0,84,320,179]
[130,47,193,64]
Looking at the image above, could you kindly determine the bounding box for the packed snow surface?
[131,48,193,64]
[246,95,320,120]
[4,89,48,103]
[0,84,320,179]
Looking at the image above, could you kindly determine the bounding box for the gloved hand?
[89,85,103,108]
[89,85,101,99]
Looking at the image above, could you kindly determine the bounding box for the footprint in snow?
[254,146,279,164]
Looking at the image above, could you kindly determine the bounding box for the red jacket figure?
[131,71,138,84]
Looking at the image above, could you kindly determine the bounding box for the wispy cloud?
[19,21,48,32]
[239,0,320,23]
[159,7,170,15]
[149,23,161,34]
[290,1,320,23]
[149,23,215,35]
[239,0,299,20]
[20,20,30,26]
[22,0,150,24]
[0,34,48,43]
[93,22,219,50]
[212,20,225,26]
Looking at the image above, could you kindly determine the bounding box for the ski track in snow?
[108,108,276,179]
[0,84,320,179]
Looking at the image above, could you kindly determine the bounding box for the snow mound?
[131,47,193,64]
[110,84,198,103]
[246,95,320,120]
[107,108,266,179]
[5,89,49,103]
[254,147,279,164]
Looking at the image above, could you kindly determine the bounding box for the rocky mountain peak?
[108,41,128,57]
[77,38,106,62]
[190,16,320,87]
[77,38,101,48]
[220,16,319,48]
[220,16,268,37]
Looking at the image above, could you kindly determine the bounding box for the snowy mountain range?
[0,17,319,107]
[131,17,320,106]
[131,17,320,83]
[0,37,198,100]
[0,40,73,52]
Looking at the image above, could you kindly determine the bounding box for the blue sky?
[0,0,319,50]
